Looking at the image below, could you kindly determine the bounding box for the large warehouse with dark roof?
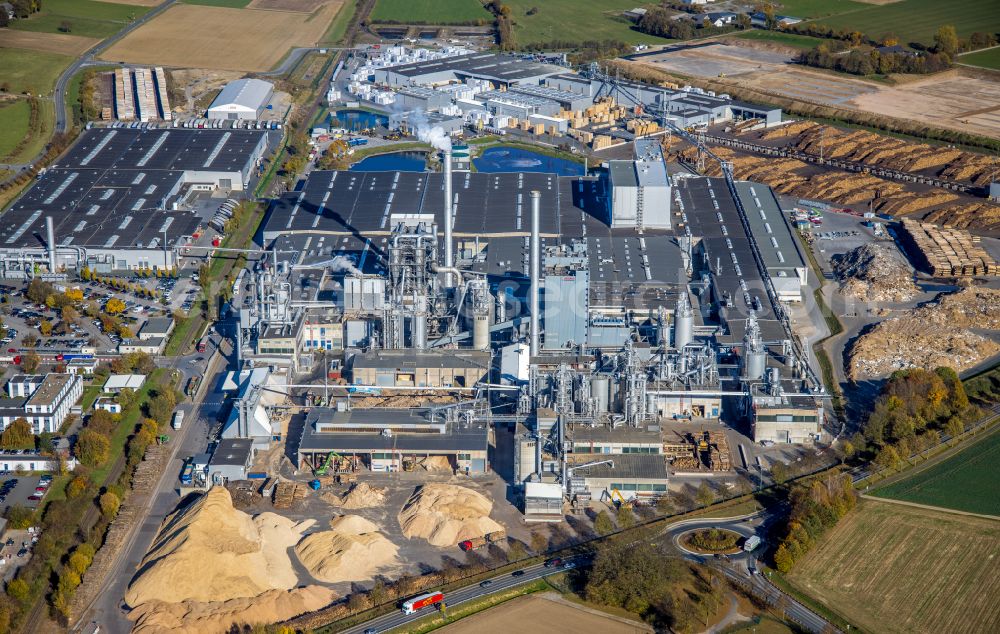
[0,127,270,278]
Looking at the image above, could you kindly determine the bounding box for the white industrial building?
[608,140,672,230]
[208,79,274,121]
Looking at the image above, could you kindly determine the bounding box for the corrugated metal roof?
[210,78,273,111]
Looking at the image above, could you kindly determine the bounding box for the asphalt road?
[338,513,841,634]
[338,557,591,634]
[71,339,228,633]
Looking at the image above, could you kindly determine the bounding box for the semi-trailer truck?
[401,591,443,615]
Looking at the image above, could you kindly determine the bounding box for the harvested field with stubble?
[788,500,1000,634]
[0,29,99,55]
[99,2,344,71]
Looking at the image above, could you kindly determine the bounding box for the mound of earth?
[832,243,917,303]
[397,484,503,547]
[848,287,1000,379]
[129,586,336,634]
[125,487,313,608]
[323,482,388,509]
[295,515,399,584]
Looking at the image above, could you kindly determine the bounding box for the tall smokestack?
[529,191,541,358]
[46,216,56,273]
[443,149,454,287]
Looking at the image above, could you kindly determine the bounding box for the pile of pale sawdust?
[397,484,503,547]
[126,487,314,607]
[323,482,388,509]
[832,243,917,303]
[125,487,330,633]
[419,455,453,472]
[129,586,336,634]
[295,515,399,584]
[849,287,1000,379]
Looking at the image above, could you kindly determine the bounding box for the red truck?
[196,338,208,353]
[401,591,443,615]
[458,530,506,552]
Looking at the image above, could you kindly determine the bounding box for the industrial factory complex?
[241,123,823,507]
[1,45,827,516]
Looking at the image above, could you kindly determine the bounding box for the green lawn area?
[731,30,829,50]
[502,0,672,46]
[322,0,356,43]
[959,46,1000,70]
[369,0,488,24]
[871,425,1000,516]
[0,99,31,161]
[80,383,104,412]
[9,0,149,39]
[775,0,868,20]
[181,0,251,7]
[0,46,73,95]
[808,0,1000,47]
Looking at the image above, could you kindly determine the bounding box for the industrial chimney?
[46,216,56,273]
[529,190,541,357]
[443,149,454,287]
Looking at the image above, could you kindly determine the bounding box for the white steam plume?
[407,108,451,151]
[328,255,362,276]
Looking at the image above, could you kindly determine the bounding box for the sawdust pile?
[295,515,399,584]
[129,586,337,634]
[398,484,503,547]
[125,487,313,607]
[322,482,388,509]
[832,244,918,302]
[849,287,1000,379]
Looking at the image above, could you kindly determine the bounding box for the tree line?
[794,24,997,76]
[772,473,856,572]
[0,367,179,629]
[850,367,975,472]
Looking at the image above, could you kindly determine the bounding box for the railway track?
[703,133,978,195]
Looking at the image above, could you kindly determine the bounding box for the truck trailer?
[401,591,443,615]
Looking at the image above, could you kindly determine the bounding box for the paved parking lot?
[0,474,42,514]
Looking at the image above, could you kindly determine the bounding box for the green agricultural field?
[9,0,150,39]
[959,46,1000,70]
[369,0,489,24]
[502,0,672,46]
[808,0,1000,47]
[322,0,356,42]
[0,47,73,95]
[774,0,868,20]
[0,99,32,161]
[732,30,828,50]
[181,0,251,7]
[871,425,1000,516]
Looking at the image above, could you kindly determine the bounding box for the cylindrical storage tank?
[591,376,609,413]
[674,303,693,351]
[473,314,489,350]
[745,349,766,381]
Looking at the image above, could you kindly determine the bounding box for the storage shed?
[208,79,274,121]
